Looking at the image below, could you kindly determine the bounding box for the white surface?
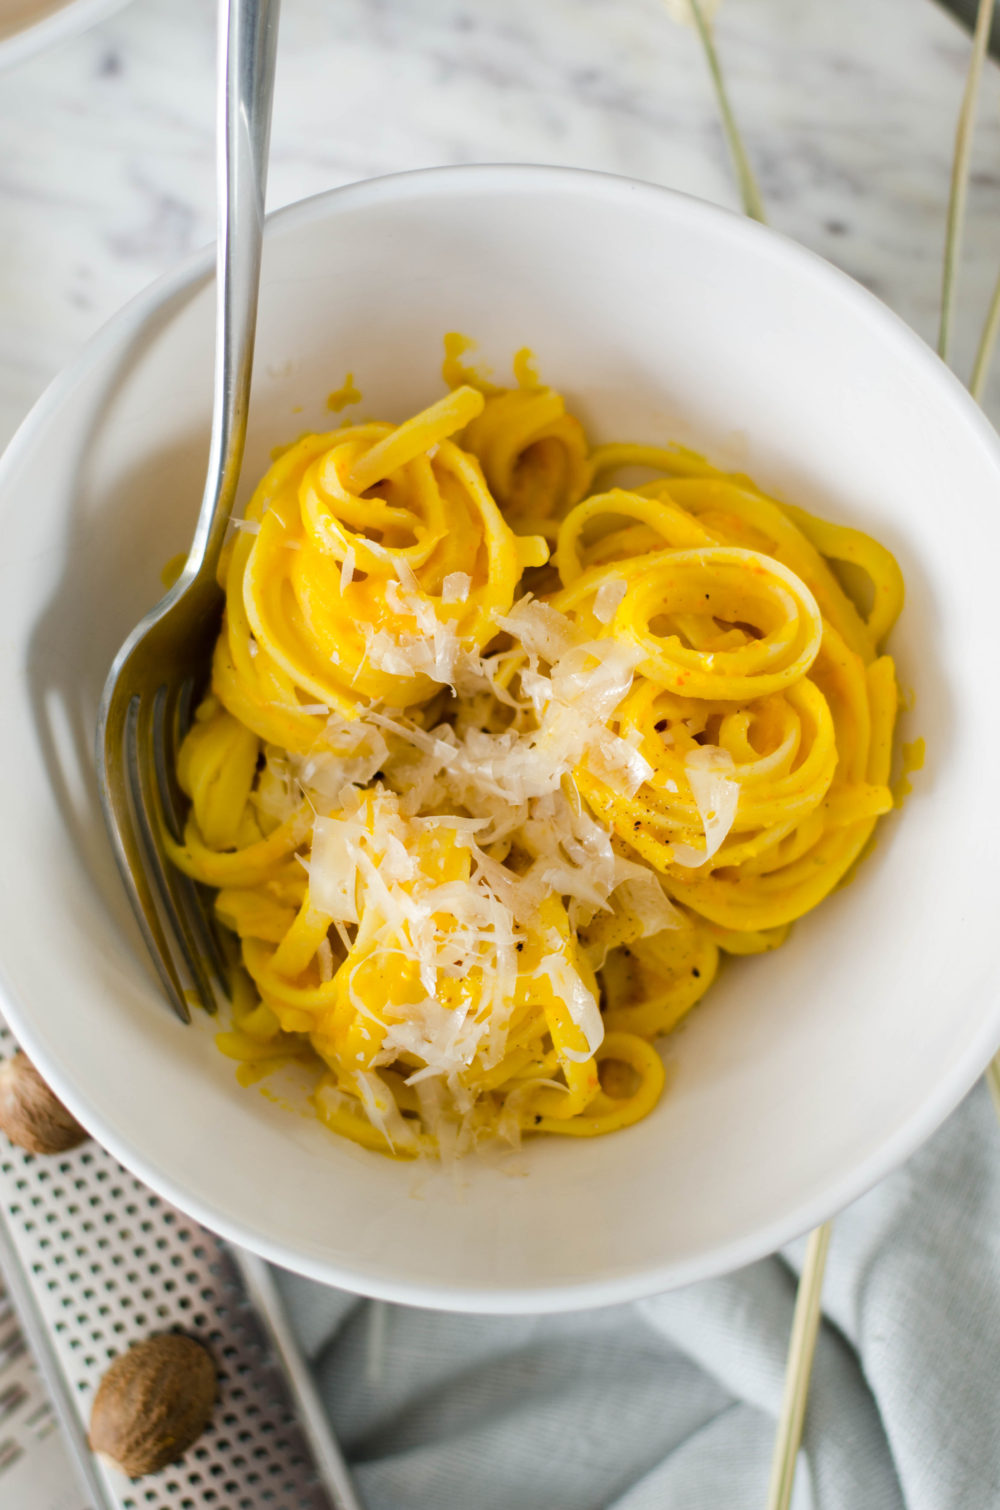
[3,0,1000,452]
[0,165,998,1311]
[0,1286,88,1510]
[0,0,128,74]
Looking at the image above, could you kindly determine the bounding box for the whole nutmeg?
[89,1334,217,1477]
[0,1051,88,1155]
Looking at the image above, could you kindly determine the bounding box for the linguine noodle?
[167,343,903,1158]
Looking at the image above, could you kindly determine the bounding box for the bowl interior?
[1,166,998,1311]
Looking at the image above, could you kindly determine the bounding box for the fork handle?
[188,0,281,590]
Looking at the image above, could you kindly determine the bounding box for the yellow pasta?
[166,341,903,1159]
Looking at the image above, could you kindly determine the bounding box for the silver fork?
[96,0,280,1023]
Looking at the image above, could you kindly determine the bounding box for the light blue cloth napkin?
[276,1082,1000,1509]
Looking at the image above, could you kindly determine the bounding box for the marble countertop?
[1,0,1000,450]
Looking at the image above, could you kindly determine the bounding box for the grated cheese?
[534,953,603,1061]
[670,747,739,868]
[442,571,472,603]
[592,576,627,624]
[352,1071,420,1153]
[295,593,670,1097]
[495,596,581,663]
[309,817,361,923]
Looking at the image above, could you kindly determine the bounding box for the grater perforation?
[0,1016,357,1510]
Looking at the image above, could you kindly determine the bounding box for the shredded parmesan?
[352,1071,419,1153]
[442,571,472,604]
[266,592,671,1111]
[495,597,582,663]
[670,747,739,868]
[592,576,627,624]
[316,937,335,983]
[392,556,420,592]
[535,953,603,1061]
[309,817,361,922]
[611,870,680,937]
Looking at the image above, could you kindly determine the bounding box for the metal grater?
[0,1017,363,1510]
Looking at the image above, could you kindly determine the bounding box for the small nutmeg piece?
[89,1334,217,1478]
[0,1051,88,1155]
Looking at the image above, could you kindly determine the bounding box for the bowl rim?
[3,161,1000,1313]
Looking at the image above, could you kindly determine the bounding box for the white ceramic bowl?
[1,165,998,1313]
[0,0,130,71]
